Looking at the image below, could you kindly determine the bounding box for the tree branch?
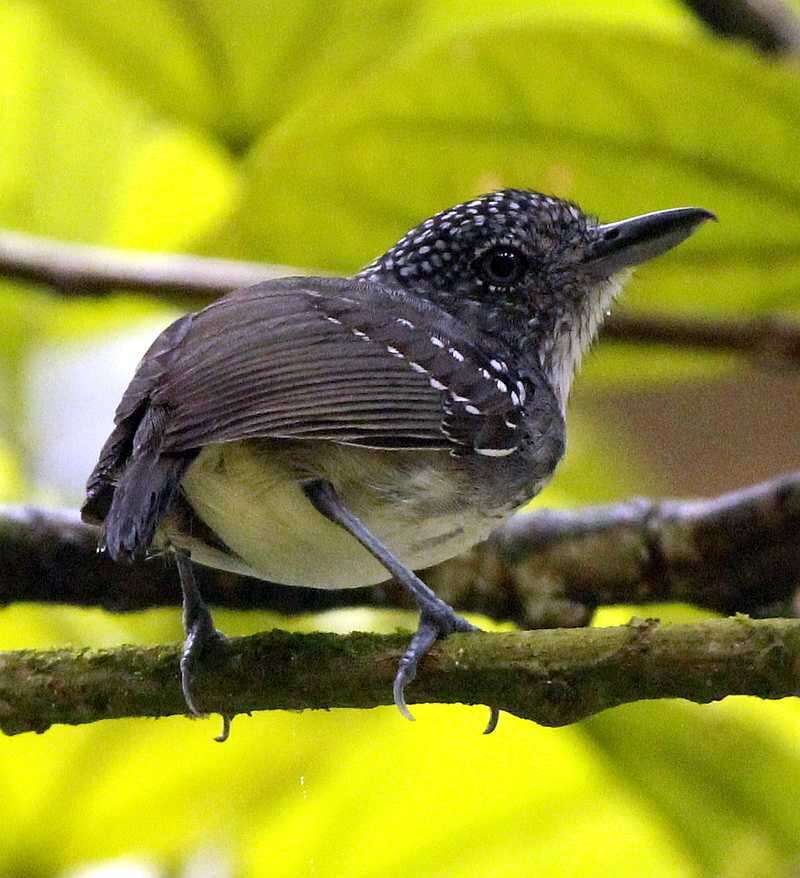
[2,472,799,626]
[0,229,289,296]
[3,228,800,370]
[2,617,799,735]
[682,0,800,55]
[602,312,800,370]
[489,470,800,622]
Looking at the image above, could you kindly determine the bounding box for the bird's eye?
[480,247,527,287]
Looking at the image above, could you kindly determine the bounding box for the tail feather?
[101,403,195,562]
[82,314,197,555]
[103,450,192,562]
[82,416,139,526]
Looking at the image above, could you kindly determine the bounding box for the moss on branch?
[2,617,799,736]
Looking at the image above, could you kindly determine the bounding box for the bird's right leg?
[302,478,499,732]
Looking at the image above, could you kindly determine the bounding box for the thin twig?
[2,472,799,626]
[2,229,800,369]
[2,617,799,735]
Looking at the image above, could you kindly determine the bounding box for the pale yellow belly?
[167,441,495,589]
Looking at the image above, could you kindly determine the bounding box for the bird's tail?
[103,450,192,562]
[101,404,195,562]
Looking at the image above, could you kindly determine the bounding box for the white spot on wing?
[476,446,517,458]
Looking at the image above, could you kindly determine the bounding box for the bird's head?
[359,188,714,408]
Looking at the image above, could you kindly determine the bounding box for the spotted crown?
[358,189,595,299]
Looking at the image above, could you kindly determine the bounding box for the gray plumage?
[83,189,712,587]
[82,187,713,724]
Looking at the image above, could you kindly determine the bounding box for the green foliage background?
[1,1,800,875]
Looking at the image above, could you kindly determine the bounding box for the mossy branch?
[2,617,800,736]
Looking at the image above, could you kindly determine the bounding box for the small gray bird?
[82,189,713,730]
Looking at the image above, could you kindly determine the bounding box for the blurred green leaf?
[0,2,150,242]
[35,0,703,150]
[416,0,699,41]
[0,684,695,878]
[0,283,53,475]
[105,129,239,251]
[33,0,217,133]
[586,701,800,876]
[37,0,436,149]
[0,1,239,249]
[239,708,692,878]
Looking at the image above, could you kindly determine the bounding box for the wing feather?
[137,277,530,454]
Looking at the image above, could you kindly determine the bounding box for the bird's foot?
[394,603,500,734]
[180,604,232,742]
[175,549,232,741]
[179,606,228,717]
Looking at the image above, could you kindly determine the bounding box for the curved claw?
[393,616,440,723]
[393,671,416,722]
[483,706,501,735]
[183,654,233,742]
[215,714,233,743]
[180,655,203,718]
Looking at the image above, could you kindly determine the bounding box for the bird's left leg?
[174,549,231,741]
[302,479,499,732]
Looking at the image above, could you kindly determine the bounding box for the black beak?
[584,207,716,276]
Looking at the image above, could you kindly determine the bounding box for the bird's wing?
[148,277,529,456]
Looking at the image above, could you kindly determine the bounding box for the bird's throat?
[537,271,631,412]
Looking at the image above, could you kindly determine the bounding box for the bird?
[81,188,714,732]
